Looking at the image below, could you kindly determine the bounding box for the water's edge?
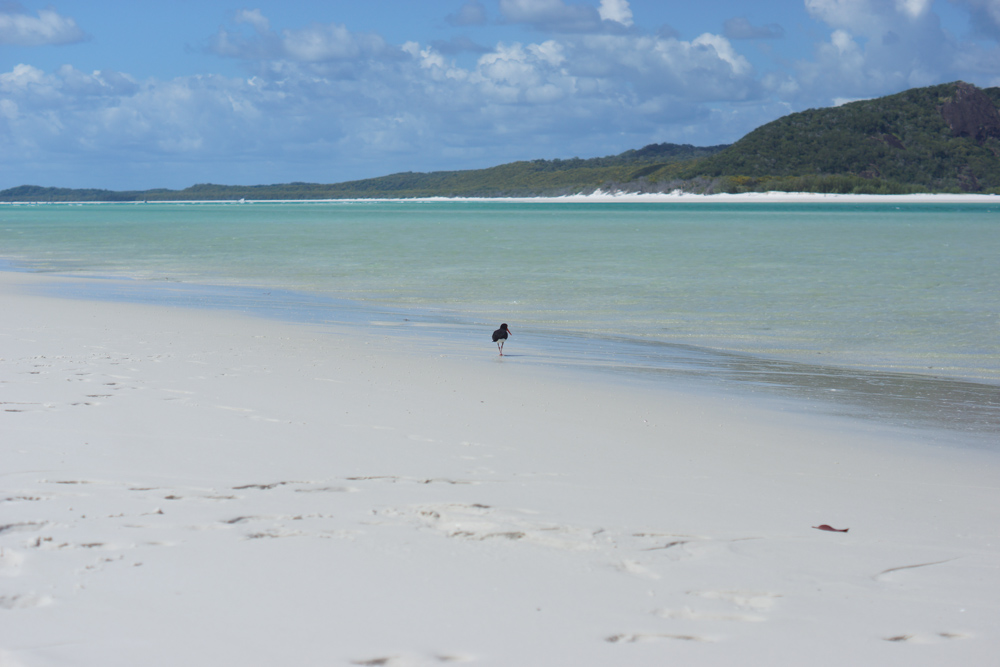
[9,264,997,446]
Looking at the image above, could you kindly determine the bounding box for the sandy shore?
[430,190,1000,204]
[4,191,999,205]
[2,271,998,666]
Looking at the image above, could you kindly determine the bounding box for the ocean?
[2,200,998,438]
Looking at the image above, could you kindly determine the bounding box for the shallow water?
[2,200,998,438]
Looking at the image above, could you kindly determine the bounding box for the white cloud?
[692,33,753,76]
[805,0,933,36]
[0,63,269,160]
[804,0,880,33]
[896,0,933,18]
[57,65,139,97]
[529,40,567,66]
[796,0,969,102]
[0,98,18,121]
[209,16,389,64]
[0,63,47,91]
[283,23,372,61]
[599,0,634,27]
[235,9,271,34]
[476,43,549,98]
[0,8,86,46]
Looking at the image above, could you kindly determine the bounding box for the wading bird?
[492,323,511,356]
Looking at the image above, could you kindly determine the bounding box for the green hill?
[0,143,725,202]
[3,81,1000,200]
[687,81,1000,194]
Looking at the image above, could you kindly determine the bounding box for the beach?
[425,191,1000,204]
[2,268,998,666]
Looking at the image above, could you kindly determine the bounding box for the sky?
[2,0,1000,190]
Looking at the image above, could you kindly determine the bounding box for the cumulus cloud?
[0,7,86,46]
[56,65,139,97]
[235,8,270,33]
[796,0,964,100]
[211,9,759,107]
[723,17,785,40]
[282,23,388,62]
[598,0,634,26]
[208,13,389,65]
[804,0,932,36]
[0,62,46,93]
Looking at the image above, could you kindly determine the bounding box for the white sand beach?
[2,270,999,666]
[435,191,1000,204]
[8,191,994,206]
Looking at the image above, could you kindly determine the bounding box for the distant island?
[3,81,999,202]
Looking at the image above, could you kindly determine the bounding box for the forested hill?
[3,81,1000,200]
[0,143,726,202]
[688,81,1000,193]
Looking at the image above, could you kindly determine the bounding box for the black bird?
[492,323,511,356]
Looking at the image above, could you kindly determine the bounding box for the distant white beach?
[432,190,1000,204]
[3,190,1000,205]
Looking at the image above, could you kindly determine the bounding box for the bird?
[492,323,511,356]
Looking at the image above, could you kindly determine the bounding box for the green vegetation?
[0,144,724,202]
[687,82,1000,194]
[3,81,1000,201]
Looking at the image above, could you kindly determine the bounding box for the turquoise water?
[2,200,998,435]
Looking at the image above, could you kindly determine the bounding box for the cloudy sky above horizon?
[2,0,1000,190]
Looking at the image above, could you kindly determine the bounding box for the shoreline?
[3,270,1000,665]
[12,267,1000,439]
[2,190,999,205]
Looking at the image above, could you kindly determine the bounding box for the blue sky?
[2,0,999,190]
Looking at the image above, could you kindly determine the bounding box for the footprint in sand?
[376,503,600,552]
[345,476,479,486]
[608,590,779,647]
[1,402,43,412]
[874,558,958,582]
[351,653,474,665]
[232,481,313,491]
[295,485,360,494]
[631,534,707,562]
[884,632,973,643]
[606,633,715,644]
[0,522,49,537]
